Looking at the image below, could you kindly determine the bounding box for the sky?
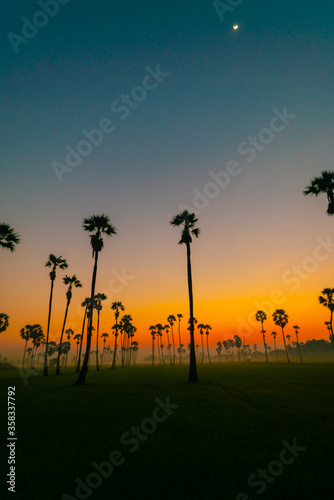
[1,0,334,361]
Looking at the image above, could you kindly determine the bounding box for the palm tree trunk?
[44,277,55,376]
[282,327,291,363]
[171,326,175,365]
[262,322,268,363]
[96,309,100,371]
[157,338,161,365]
[56,298,70,375]
[152,337,155,366]
[186,242,198,383]
[201,335,204,364]
[22,340,28,369]
[178,321,182,365]
[75,252,99,385]
[76,306,87,373]
[111,320,118,369]
[206,335,211,364]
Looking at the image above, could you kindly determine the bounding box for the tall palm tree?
[149,326,156,366]
[100,333,109,366]
[74,333,82,366]
[44,254,68,376]
[164,324,172,365]
[20,324,32,368]
[0,223,20,252]
[271,332,279,361]
[64,329,74,367]
[273,309,290,364]
[177,313,183,365]
[255,310,268,363]
[111,302,124,369]
[167,315,176,365]
[30,324,44,368]
[205,324,212,364]
[155,323,164,365]
[293,325,303,363]
[170,211,199,383]
[94,292,107,371]
[303,171,334,215]
[121,314,133,367]
[324,321,334,352]
[197,323,205,364]
[56,275,82,375]
[318,288,334,343]
[76,215,116,385]
[234,335,242,362]
[76,298,91,373]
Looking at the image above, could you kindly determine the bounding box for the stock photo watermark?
[236,438,306,499]
[237,235,334,337]
[61,397,180,499]
[213,0,244,22]
[178,106,296,214]
[51,65,170,183]
[7,0,71,54]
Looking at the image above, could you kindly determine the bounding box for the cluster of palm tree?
[149,316,181,366]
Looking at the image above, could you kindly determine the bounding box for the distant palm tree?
[324,321,334,352]
[44,254,68,376]
[76,298,91,373]
[0,313,9,334]
[155,323,164,365]
[94,292,107,371]
[197,323,205,364]
[149,325,156,366]
[255,310,268,363]
[167,315,176,365]
[76,215,116,386]
[319,288,334,344]
[30,325,44,368]
[0,223,20,252]
[111,301,124,369]
[293,325,303,363]
[205,324,212,364]
[303,170,334,215]
[271,332,279,361]
[100,333,109,366]
[273,309,290,363]
[170,211,200,383]
[56,275,82,375]
[234,335,242,362]
[65,329,74,367]
[164,324,172,365]
[74,333,82,366]
[20,325,32,368]
[177,313,183,365]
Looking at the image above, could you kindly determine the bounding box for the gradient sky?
[1,0,334,360]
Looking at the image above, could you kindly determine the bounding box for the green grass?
[1,363,334,500]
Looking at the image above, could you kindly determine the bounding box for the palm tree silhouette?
[155,323,164,365]
[94,292,107,371]
[164,324,172,365]
[273,309,290,364]
[197,323,205,364]
[100,333,109,366]
[0,223,20,251]
[167,315,176,365]
[318,288,334,345]
[76,298,91,373]
[44,254,68,376]
[205,324,212,364]
[271,331,279,361]
[74,333,82,366]
[234,335,242,362]
[76,214,116,385]
[149,325,156,366]
[20,325,31,368]
[30,324,44,368]
[255,310,268,363]
[324,321,334,352]
[177,314,183,365]
[0,313,9,335]
[303,170,334,215]
[64,329,74,367]
[56,275,82,375]
[170,211,200,383]
[111,301,124,369]
[293,325,303,363]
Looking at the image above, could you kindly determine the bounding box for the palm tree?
[100,333,109,366]
[271,332,279,361]
[319,288,334,344]
[170,211,200,383]
[155,323,164,365]
[0,313,9,334]
[44,254,68,376]
[64,329,74,367]
[234,335,242,362]
[273,309,290,364]
[76,215,117,386]
[111,302,124,369]
[76,298,91,373]
[94,292,107,371]
[197,324,205,364]
[30,324,44,368]
[164,324,172,365]
[205,324,212,364]
[0,223,20,251]
[324,321,334,352]
[149,326,156,366]
[74,333,82,366]
[255,310,268,363]
[303,170,334,215]
[293,325,303,363]
[177,314,183,365]
[56,275,82,375]
[121,314,133,367]
[167,315,176,365]
[20,325,32,368]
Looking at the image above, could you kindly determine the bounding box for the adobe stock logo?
[7,0,71,54]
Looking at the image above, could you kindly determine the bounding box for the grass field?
[1,363,334,500]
